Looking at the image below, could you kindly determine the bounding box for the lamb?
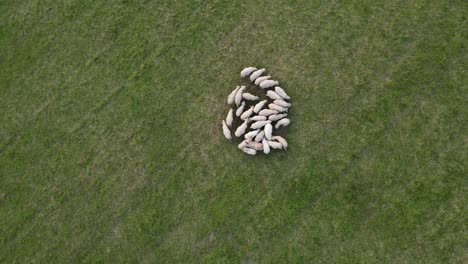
[253,100,268,113]
[264,123,273,140]
[268,103,288,113]
[244,129,260,140]
[273,100,291,108]
[236,101,246,117]
[254,75,271,85]
[241,147,257,155]
[258,109,278,116]
[250,115,267,121]
[246,141,263,151]
[272,136,288,149]
[266,90,283,100]
[250,120,271,130]
[249,68,266,82]
[235,119,249,137]
[254,130,265,142]
[268,113,288,121]
[240,67,257,78]
[226,108,234,127]
[227,86,240,105]
[259,80,279,89]
[275,118,290,129]
[222,120,231,140]
[242,93,259,101]
[235,86,246,107]
[240,106,254,120]
[275,86,290,100]
[268,140,283,149]
[262,138,270,154]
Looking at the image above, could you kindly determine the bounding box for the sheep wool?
[275,118,291,129]
[259,80,279,89]
[240,67,257,78]
[236,101,246,117]
[273,100,291,108]
[253,100,268,113]
[272,136,288,149]
[258,109,278,116]
[235,86,246,107]
[249,68,266,82]
[250,120,271,130]
[235,119,249,137]
[242,93,259,101]
[264,123,273,140]
[266,90,283,100]
[227,86,240,105]
[226,108,234,127]
[254,130,265,142]
[222,120,231,140]
[254,75,271,85]
[262,138,271,154]
[250,115,267,122]
[268,103,288,113]
[275,86,291,100]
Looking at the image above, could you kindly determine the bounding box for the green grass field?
[1,0,466,263]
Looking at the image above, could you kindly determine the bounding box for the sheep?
[241,147,257,155]
[246,141,263,151]
[235,119,249,137]
[238,140,248,149]
[275,118,290,129]
[242,93,259,101]
[226,108,234,127]
[250,115,267,121]
[266,90,283,100]
[244,129,260,140]
[235,86,246,107]
[264,123,273,140]
[259,80,279,89]
[268,103,288,113]
[236,101,246,117]
[240,67,257,78]
[227,86,240,105]
[268,113,288,121]
[273,100,291,108]
[240,106,254,120]
[253,100,268,113]
[262,138,270,154]
[249,68,266,82]
[222,120,231,140]
[272,136,288,149]
[254,130,265,142]
[250,120,271,130]
[254,75,271,85]
[275,86,290,100]
[258,109,278,116]
[268,140,283,149]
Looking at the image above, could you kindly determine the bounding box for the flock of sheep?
[222,67,291,155]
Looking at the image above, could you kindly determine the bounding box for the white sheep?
[238,140,248,149]
[273,100,291,108]
[250,120,271,130]
[254,130,265,142]
[268,140,283,149]
[275,118,290,129]
[247,141,263,151]
[253,100,268,113]
[259,80,279,89]
[240,67,257,78]
[249,68,266,82]
[262,138,270,154]
[235,86,246,107]
[244,129,260,139]
[222,120,231,140]
[226,108,234,127]
[264,123,273,140]
[268,103,288,113]
[240,106,254,120]
[271,136,288,149]
[275,86,290,100]
[266,90,283,100]
[241,147,257,155]
[227,86,240,105]
[258,109,278,116]
[250,115,267,121]
[242,93,259,101]
[235,119,249,137]
[268,113,288,121]
[236,101,246,117]
[254,75,271,85]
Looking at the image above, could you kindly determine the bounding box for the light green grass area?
[0,1,466,263]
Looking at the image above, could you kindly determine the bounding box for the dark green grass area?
[0,0,466,262]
